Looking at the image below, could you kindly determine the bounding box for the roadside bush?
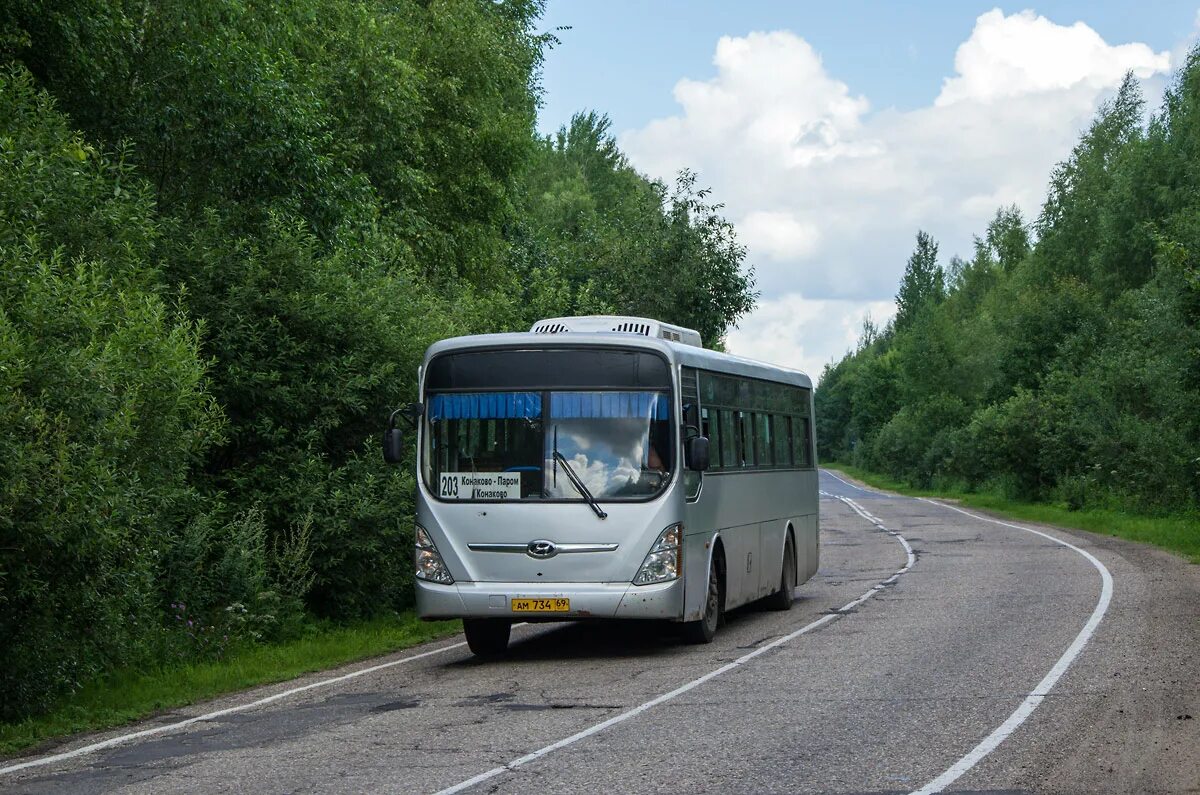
[164,215,463,618]
[865,395,968,486]
[157,505,293,659]
[0,67,225,717]
[1039,279,1200,512]
[0,0,762,726]
[958,389,1045,499]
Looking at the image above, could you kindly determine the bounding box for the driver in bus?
[644,420,671,474]
[646,442,664,472]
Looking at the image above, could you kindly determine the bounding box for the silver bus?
[383,315,819,655]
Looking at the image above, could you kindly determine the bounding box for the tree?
[0,66,229,717]
[817,54,1200,516]
[894,230,945,331]
[985,206,1031,271]
[0,0,767,722]
[517,114,756,345]
[1035,73,1146,286]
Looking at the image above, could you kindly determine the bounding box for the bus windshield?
[424,390,673,502]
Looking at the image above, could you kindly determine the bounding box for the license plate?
[511,597,570,612]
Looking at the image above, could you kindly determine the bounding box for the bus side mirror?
[383,403,422,465]
[686,436,710,472]
[399,402,424,428]
[383,427,404,464]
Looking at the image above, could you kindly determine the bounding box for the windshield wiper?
[552,428,607,520]
[554,451,607,519]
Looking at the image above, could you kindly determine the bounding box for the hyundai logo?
[526,540,558,559]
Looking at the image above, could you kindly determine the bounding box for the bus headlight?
[633,523,683,585]
[415,524,454,584]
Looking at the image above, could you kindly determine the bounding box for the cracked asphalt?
[3,470,1198,794]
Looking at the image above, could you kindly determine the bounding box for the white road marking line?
[837,496,916,611]
[821,467,888,496]
[1,625,527,776]
[433,496,913,795]
[908,499,1114,795]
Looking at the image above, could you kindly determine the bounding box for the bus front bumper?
[415,577,684,621]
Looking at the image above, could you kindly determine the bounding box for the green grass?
[0,613,461,758]
[825,462,1200,564]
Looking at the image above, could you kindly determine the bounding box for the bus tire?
[683,553,723,644]
[463,618,511,657]
[766,532,795,611]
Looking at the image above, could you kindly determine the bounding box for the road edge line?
[908,498,1114,795]
[0,624,543,777]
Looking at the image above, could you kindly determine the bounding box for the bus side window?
[793,417,813,467]
[756,413,773,467]
[741,411,756,467]
[733,410,748,467]
[701,407,721,469]
[773,415,791,467]
[803,417,813,466]
[719,409,736,470]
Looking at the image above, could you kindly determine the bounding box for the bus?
[383,315,819,656]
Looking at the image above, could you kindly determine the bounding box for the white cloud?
[620,10,1175,380]
[936,9,1168,106]
[738,211,820,261]
[724,294,896,380]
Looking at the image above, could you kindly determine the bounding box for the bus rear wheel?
[683,555,722,644]
[766,533,796,612]
[463,618,511,657]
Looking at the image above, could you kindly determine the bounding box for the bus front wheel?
[463,618,511,657]
[683,554,723,644]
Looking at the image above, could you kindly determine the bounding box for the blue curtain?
[551,391,669,420]
[427,392,542,420]
[427,391,669,421]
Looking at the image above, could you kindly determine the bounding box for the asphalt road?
[4,470,1198,794]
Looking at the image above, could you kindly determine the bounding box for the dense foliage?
[817,63,1200,519]
[0,1,755,718]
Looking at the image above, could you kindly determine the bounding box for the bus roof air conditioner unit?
[530,315,703,348]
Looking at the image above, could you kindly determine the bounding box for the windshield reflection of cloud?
[545,451,642,498]
[576,454,612,494]
[550,417,656,497]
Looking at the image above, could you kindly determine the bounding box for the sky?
[534,2,1199,380]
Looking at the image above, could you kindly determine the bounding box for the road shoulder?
[824,466,1200,793]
